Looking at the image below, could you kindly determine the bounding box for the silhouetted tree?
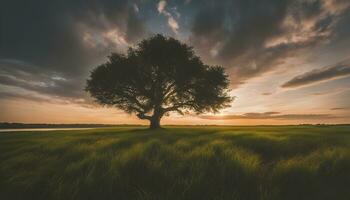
[86,34,232,129]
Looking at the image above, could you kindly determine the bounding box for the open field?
[0,125,349,200]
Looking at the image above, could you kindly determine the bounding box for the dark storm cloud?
[199,112,338,120]
[188,0,350,84]
[0,0,147,101]
[282,58,350,88]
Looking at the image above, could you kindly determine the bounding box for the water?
[0,128,98,132]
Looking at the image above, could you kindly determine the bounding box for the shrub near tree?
[86,34,232,129]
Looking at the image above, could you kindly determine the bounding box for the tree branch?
[163,100,196,113]
[162,82,176,103]
[136,112,152,120]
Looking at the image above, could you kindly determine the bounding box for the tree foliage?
[86,34,232,128]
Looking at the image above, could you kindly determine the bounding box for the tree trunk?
[149,117,161,129]
[149,106,163,129]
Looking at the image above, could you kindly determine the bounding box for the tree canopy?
[86,34,232,128]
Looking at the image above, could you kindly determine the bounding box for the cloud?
[330,107,349,110]
[0,0,147,105]
[0,91,55,103]
[311,86,350,96]
[133,3,139,13]
[0,92,98,110]
[1,0,145,75]
[0,59,83,98]
[157,1,166,13]
[188,0,350,85]
[198,111,339,120]
[282,58,350,88]
[157,0,180,34]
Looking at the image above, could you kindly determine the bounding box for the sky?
[1,0,350,125]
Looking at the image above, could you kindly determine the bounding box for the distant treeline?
[0,122,128,129]
[1,122,348,129]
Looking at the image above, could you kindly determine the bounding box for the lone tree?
[86,34,232,129]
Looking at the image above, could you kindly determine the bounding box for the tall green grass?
[0,125,349,200]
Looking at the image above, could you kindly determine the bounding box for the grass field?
[0,125,349,200]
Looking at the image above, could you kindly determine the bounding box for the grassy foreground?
[0,125,349,200]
